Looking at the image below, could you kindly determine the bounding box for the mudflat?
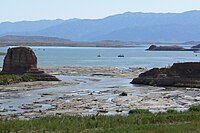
[0,66,200,120]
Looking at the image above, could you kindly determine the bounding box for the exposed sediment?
[39,66,147,78]
[0,66,200,120]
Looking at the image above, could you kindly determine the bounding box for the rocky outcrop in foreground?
[1,47,59,81]
[131,62,200,88]
[2,47,38,73]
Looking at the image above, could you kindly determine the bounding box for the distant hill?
[0,35,70,43]
[1,10,200,42]
[0,35,73,47]
[0,35,134,47]
[0,19,64,35]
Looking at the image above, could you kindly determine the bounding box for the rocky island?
[146,45,193,51]
[192,44,200,49]
[131,62,200,88]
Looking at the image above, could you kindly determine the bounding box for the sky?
[1,0,200,22]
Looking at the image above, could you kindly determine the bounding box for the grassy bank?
[0,74,33,85]
[1,107,200,133]
[0,73,59,85]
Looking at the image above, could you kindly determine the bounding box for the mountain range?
[1,10,200,42]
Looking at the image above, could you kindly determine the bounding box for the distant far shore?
[0,42,189,48]
[0,35,187,47]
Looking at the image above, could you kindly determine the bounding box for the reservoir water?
[0,46,199,68]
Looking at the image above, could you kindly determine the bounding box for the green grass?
[0,74,33,85]
[129,109,151,114]
[189,105,200,112]
[1,107,200,133]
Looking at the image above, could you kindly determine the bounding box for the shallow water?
[0,76,134,115]
[1,75,200,116]
[0,46,199,68]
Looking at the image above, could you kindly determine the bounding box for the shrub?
[119,92,128,96]
[166,109,178,113]
[129,109,151,114]
[189,105,200,112]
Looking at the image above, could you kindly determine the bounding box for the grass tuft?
[189,105,200,112]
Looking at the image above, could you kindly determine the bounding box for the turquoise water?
[0,46,199,68]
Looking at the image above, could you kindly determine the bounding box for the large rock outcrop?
[1,47,59,81]
[2,47,38,73]
[131,62,200,88]
[146,45,192,51]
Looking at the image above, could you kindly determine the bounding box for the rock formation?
[1,47,59,81]
[131,62,200,88]
[2,47,38,73]
[192,44,200,50]
[146,45,189,51]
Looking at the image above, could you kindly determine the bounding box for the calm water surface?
[0,46,199,68]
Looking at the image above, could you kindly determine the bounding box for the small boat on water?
[118,54,125,57]
[97,55,101,57]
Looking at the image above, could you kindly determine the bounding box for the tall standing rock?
[2,47,38,74]
[1,47,59,81]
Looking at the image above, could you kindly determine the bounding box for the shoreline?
[0,66,200,120]
[39,66,147,78]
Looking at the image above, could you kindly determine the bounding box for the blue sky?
[1,0,200,22]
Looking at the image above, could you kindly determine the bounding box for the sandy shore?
[0,81,76,92]
[1,66,200,120]
[39,66,147,78]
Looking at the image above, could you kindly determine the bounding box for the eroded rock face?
[2,47,38,74]
[131,62,200,87]
[1,47,59,81]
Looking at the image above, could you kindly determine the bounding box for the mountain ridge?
[1,10,200,42]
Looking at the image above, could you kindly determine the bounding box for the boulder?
[131,62,200,88]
